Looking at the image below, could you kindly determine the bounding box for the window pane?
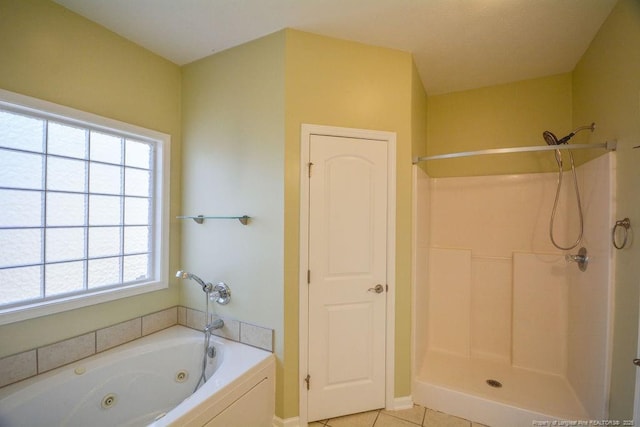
[45,261,84,297]
[124,168,150,197]
[90,131,122,164]
[88,257,120,289]
[125,139,151,169]
[0,266,42,306]
[46,157,86,192]
[46,193,86,226]
[90,163,122,195]
[46,228,85,263]
[89,195,121,226]
[0,229,42,268]
[47,122,86,159]
[0,190,42,227]
[0,149,43,189]
[123,254,149,282]
[88,227,121,258]
[0,110,44,152]
[124,226,149,254]
[124,197,149,225]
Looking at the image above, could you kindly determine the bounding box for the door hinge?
[386,284,389,292]
[307,269,311,284]
[308,162,313,178]
[304,374,311,390]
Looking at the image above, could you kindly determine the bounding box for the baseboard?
[388,396,414,411]
[272,415,300,427]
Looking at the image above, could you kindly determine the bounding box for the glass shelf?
[176,215,250,225]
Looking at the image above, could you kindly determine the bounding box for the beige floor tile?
[381,405,425,425]
[309,422,327,427]
[423,409,470,427]
[326,410,379,427]
[471,423,489,427]
[375,412,421,426]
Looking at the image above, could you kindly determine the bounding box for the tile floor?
[309,405,489,427]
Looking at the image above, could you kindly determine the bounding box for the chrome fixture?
[176,214,250,225]
[175,270,211,292]
[612,218,631,250]
[175,270,231,392]
[209,282,231,305]
[544,123,595,251]
[543,123,595,146]
[566,247,589,272]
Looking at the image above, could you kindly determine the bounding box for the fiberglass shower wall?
[413,153,615,420]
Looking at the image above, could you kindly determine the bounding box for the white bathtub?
[0,325,275,427]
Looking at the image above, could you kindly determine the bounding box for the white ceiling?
[53,0,617,95]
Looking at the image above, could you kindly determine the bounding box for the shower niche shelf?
[177,215,251,225]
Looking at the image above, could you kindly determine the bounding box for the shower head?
[543,131,559,146]
[175,270,210,292]
[542,122,595,146]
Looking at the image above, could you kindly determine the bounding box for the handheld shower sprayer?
[175,270,232,304]
[175,270,211,292]
[543,122,595,146]
[542,122,595,251]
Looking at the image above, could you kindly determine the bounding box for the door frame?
[299,124,397,425]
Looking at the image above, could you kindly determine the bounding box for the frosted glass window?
[0,190,42,228]
[47,121,86,159]
[46,157,87,192]
[125,168,150,197]
[0,149,43,190]
[88,227,121,258]
[124,197,150,225]
[0,266,42,306]
[125,140,151,169]
[123,254,149,282]
[90,131,122,164]
[0,110,44,152]
[89,195,121,225]
[124,226,149,254]
[88,257,120,289]
[45,262,85,297]
[0,93,166,323]
[0,229,42,268]
[46,193,86,226]
[46,228,85,263]
[90,163,122,195]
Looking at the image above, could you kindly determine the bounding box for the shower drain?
[486,379,502,388]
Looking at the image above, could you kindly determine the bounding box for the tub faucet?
[205,318,224,333]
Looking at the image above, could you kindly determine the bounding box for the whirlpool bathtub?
[0,325,275,427]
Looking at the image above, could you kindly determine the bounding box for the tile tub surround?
[0,306,274,388]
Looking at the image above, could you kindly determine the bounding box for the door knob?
[368,284,384,294]
[633,358,640,367]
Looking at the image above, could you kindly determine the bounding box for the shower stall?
[412,148,616,426]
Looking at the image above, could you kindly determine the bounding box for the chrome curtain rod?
[412,141,617,164]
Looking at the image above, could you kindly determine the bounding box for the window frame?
[0,89,170,325]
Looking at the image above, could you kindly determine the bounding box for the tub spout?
[205,318,224,333]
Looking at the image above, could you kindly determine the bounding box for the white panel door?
[307,134,388,421]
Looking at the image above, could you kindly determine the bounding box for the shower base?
[413,351,588,427]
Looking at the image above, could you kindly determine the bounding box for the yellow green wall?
[180,30,286,414]
[425,73,573,177]
[284,29,424,417]
[0,0,182,358]
[573,0,640,418]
